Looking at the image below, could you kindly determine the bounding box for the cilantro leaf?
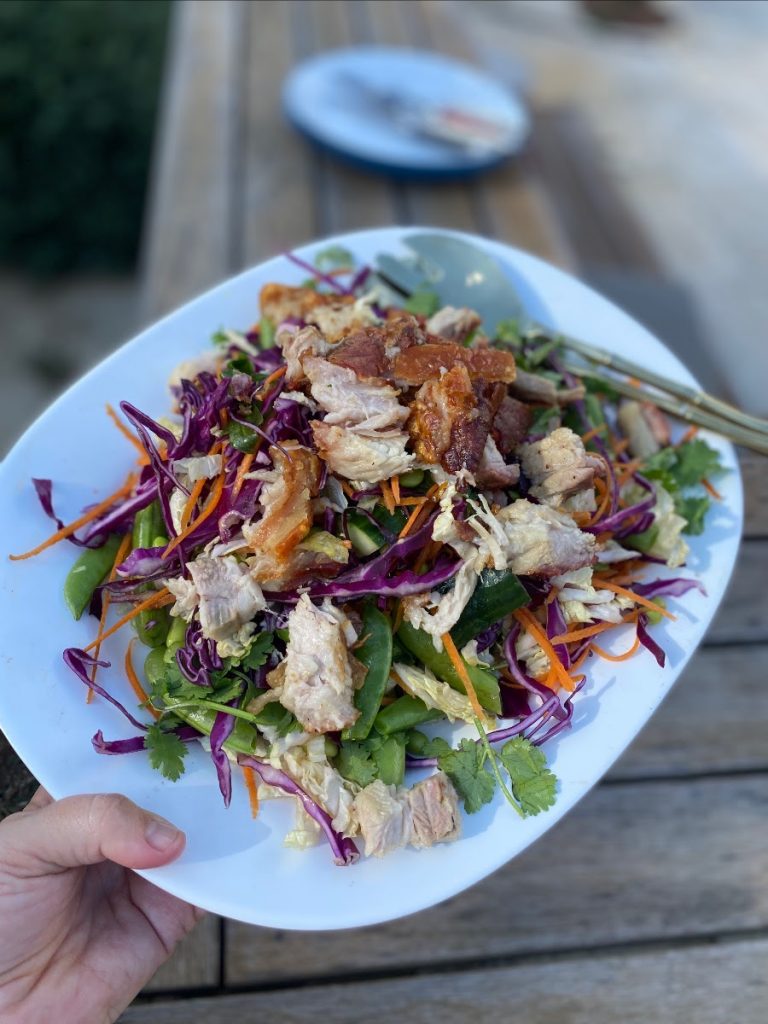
[144,722,188,782]
[226,419,261,454]
[404,289,440,317]
[499,737,557,816]
[439,738,496,814]
[673,439,724,488]
[407,731,452,758]
[314,244,354,269]
[676,494,710,536]
[211,328,230,347]
[239,631,275,671]
[335,740,379,788]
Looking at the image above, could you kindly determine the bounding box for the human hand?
[0,788,203,1023]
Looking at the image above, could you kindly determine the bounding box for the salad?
[10,246,725,866]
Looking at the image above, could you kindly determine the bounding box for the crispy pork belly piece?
[475,436,520,489]
[408,364,504,475]
[383,311,425,352]
[426,305,482,344]
[408,772,462,848]
[327,328,389,379]
[354,773,461,857]
[393,342,516,387]
[259,284,366,341]
[509,369,585,407]
[496,499,596,577]
[304,357,408,433]
[278,594,359,734]
[186,554,265,642]
[311,422,415,482]
[277,325,329,386]
[518,427,603,510]
[244,444,323,585]
[618,400,670,458]
[493,395,533,454]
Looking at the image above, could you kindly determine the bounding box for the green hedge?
[0,0,169,274]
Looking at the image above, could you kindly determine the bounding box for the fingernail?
[145,814,182,851]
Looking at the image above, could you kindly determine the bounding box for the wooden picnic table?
[126,2,768,1020]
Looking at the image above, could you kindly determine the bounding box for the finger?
[0,793,186,875]
[23,786,53,812]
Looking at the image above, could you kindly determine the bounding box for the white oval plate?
[0,228,742,930]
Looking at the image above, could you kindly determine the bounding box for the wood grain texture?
[124,937,768,1022]
[239,1,315,263]
[143,917,220,993]
[223,775,768,985]
[741,452,768,538]
[611,643,768,778]
[705,540,768,643]
[139,0,244,320]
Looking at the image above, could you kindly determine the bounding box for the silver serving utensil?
[375,233,768,454]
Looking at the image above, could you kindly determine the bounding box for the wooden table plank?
[224,774,768,986]
[305,0,399,236]
[613,645,768,778]
[139,0,244,320]
[144,917,220,994]
[706,540,768,643]
[741,451,768,537]
[128,938,768,1023]
[239,1,316,262]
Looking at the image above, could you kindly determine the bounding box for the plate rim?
[0,225,743,930]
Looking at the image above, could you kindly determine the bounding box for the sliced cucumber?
[346,510,386,556]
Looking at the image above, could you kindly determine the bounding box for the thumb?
[0,793,186,875]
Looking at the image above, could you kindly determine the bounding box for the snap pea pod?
[63,534,122,620]
[164,616,187,663]
[374,695,442,736]
[343,604,393,741]
[396,621,502,715]
[372,734,406,786]
[163,700,262,757]
[131,501,170,648]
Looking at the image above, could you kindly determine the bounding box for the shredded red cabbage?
[237,754,359,865]
[63,648,150,731]
[92,725,200,755]
[637,614,666,667]
[632,577,706,600]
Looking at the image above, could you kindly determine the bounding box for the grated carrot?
[615,459,642,486]
[591,631,641,662]
[163,471,225,558]
[179,477,206,533]
[399,496,428,507]
[88,531,133,701]
[10,474,138,561]
[242,765,260,819]
[399,500,426,539]
[570,645,593,672]
[612,438,630,456]
[551,612,639,646]
[233,452,255,499]
[514,608,574,692]
[380,479,395,515]
[393,600,405,634]
[106,403,148,462]
[441,633,486,720]
[593,579,677,620]
[390,475,401,506]
[676,425,699,447]
[258,364,287,396]
[702,478,722,501]
[581,425,607,443]
[545,586,559,605]
[84,588,173,653]
[589,476,611,527]
[124,640,160,719]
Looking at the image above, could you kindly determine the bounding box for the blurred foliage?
[0,0,169,274]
